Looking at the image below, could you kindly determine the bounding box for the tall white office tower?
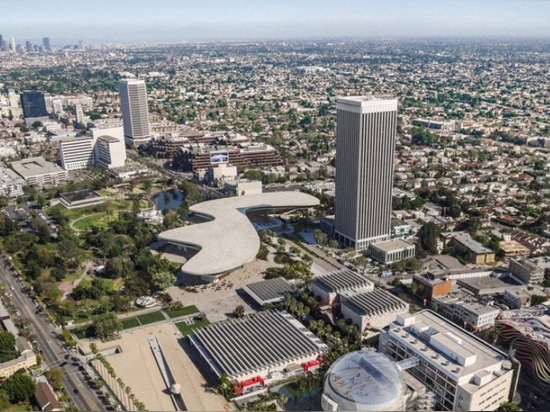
[9,37,16,53]
[119,79,151,146]
[74,104,85,124]
[334,96,398,251]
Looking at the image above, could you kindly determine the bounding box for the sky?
[2,0,550,44]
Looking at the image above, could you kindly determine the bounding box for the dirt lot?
[82,322,232,411]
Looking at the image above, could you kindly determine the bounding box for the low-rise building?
[0,163,25,198]
[453,302,500,331]
[369,239,416,265]
[10,157,68,189]
[446,232,496,265]
[341,288,409,332]
[503,286,549,309]
[508,258,544,285]
[312,269,374,305]
[412,273,453,304]
[189,310,328,394]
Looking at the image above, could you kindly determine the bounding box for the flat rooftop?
[158,191,319,278]
[98,135,120,143]
[189,310,328,380]
[389,310,510,379]
[10,156,64,178]
[314,269,373,293]
[242,277,293,306]
[370,238,415,253]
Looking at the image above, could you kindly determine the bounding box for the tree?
[417,222,441,255]
[531,295,548,306]
[217,373,233,397]
[91,312,122,339]
[234,305,245,318]
[150,271,176,291]
[3,371,36,403]
[31,121,43,130]
[0,390,10,411]
[45,367,64,391]
[499,401,521,411]
[0,331,18,363]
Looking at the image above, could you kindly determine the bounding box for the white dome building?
[321,350,408,411]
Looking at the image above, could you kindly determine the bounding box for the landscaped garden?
[165,304,199,318]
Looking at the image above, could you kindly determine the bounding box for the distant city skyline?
[2,0,550,44]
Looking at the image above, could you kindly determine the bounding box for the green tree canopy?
[3,371,36,403]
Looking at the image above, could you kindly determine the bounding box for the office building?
[380,310,516,411]
[42,37,51,52]
[334,97,398,250]
[58,136,95,170]
[9,37,15,53]
[95,135,126,169]
[0,35,3,51]
[25,41,32,53]
[119,79,151,146]
[58,126,126,171]
[20,90,48,119]
[74,103,85,124]
[369,239,416,265]
[10,157,68,189]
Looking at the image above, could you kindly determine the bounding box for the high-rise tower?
[20,90,48,119]
[334,96,398,250]
[119,79,151,146]
[42,37,51,52]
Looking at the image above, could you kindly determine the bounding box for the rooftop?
[314,269,373,294]
[189,310,328,380]
[324,351,405,410]
[158,191,319,278]
[343,288,409,318]
[10,157,64,178]
[242,277,293,306]
[370,238,415,253]
[389,310,510,379]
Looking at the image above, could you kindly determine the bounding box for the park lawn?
[5,402,32,411]
[175,318,210,336]
[136,311,165,325]
[121,317,141,329]
[73,213,115,231]
[165,305,199,318]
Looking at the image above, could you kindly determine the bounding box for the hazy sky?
[2,0,550,44]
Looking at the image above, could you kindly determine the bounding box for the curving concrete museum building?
[158,191,319,282]
[497,304,550,387]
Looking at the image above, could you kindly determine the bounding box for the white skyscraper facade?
[334,97,398,251]
[119,79,151,146]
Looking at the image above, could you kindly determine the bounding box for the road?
[0,255,102,412]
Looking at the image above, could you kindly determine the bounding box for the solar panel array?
[191,310,327,379]
[315,269,372,292]
[344,288,408,317]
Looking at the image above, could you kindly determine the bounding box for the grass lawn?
[136,311,165,325]
[5,402,32,411]
[175,317,210,336]
[73,213,115,231]
[166,305,199,318]
[121,317,141,329]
